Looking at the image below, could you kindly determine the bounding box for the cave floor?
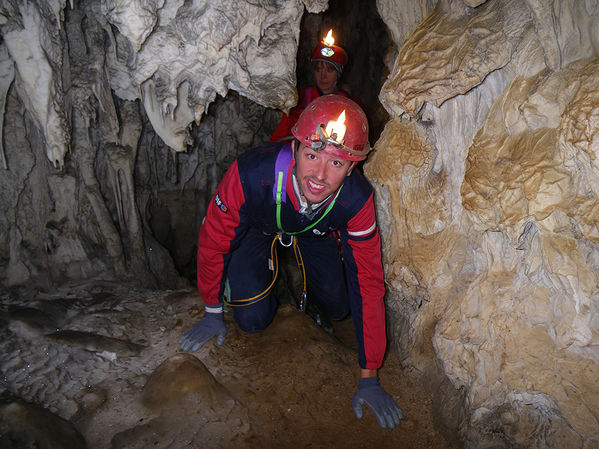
[0,280,457,449]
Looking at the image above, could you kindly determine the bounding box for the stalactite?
[0,44,14,170]
[72,109,127,278]
[1,0,71,169]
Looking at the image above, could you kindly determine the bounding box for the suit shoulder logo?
[214,193,228,213]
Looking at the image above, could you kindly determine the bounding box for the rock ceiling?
[0,0,319,167]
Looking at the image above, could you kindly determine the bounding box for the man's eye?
[307,153,317,160]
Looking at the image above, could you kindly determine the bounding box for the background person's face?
[314,62,339,94]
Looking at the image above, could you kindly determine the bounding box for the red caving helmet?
[292,95,370,161]
[311,41,348,74]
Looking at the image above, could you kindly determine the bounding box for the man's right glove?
[352,377,403,429]
[179,306,227,352]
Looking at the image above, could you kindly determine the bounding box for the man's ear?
[293,140,304,161]
[346,161,357,176]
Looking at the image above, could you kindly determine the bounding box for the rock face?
[0,392,86,449]
[1,0,304,164]
[368,0,599,447]
[0,0,287,288]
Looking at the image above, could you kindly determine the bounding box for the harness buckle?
[278,233,293,247]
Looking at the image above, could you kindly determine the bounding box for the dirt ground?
[0,280,458,449]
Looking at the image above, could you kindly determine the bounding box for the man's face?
[314,61,339,94]
[294,143,354,204]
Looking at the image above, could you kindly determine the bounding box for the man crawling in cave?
[179,94,403,429]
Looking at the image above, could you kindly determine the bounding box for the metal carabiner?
[299,291,307,313]
[278,233,293,247]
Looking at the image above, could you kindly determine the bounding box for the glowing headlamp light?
[308,110,366,158]
[310,110,347,150]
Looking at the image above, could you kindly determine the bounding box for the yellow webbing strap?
[224,234,307,307]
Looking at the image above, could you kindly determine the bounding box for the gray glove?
[179,307,227,351]
[352,377,403,429]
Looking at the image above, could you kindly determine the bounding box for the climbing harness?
[224,144,341,313]
[224,232,309,310]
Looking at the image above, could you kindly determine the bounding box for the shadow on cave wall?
[149,0,391,282]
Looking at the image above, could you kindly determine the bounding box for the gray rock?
[0,392,86,449]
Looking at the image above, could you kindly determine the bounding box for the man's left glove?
[179,306,227,352]
[352,377,403,429]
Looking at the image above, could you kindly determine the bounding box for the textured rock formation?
[369,0,599,447]
[1,0,307,166]
[1,0,71,169]
[0,44,14,170]
[0,392,86,449]
[0,0,291,288]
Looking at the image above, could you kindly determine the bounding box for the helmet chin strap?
[291,163,314,213]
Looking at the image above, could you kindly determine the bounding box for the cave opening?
[148,0,392,283]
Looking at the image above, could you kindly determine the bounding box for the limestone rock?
[127,0,302,151]
[141,352,236,412]
[0,43,14,170]
[375,0,435,48]
[45,329,146,358]
[380,0,532,119]
[1,0,71,169]
[373,0,599,447]
[462,0,487,7]
[3,306,60,339]
[0,0,303,162]
[0,392,86,449]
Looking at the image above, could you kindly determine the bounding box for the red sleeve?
[197,160,245,305]
[270,87,317,142]
[347,194,386,369]
[270,113,295,142]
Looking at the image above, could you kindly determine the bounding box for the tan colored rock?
[375,0,435,48]
[375,1,599,446]
[141,352,235,412]
[431,59,599,444]
[462,0,487,7]
[380,0,531,118]
[366,119,447,239]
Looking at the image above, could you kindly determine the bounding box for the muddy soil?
[0,281,458,449]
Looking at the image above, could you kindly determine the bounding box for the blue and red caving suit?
[270,86,349,143]
[197,141,387,370]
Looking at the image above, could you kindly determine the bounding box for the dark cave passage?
[149,0,391,282]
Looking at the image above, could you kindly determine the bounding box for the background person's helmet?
[292,95,370,161]
[311,41,348,74]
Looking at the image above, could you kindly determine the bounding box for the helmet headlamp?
[309,122,369,159]
[292,95,370,161]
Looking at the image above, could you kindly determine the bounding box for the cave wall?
[366,0,599,447]
[0,0,303,288]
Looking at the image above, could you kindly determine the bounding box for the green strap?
[276,169,342,235]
